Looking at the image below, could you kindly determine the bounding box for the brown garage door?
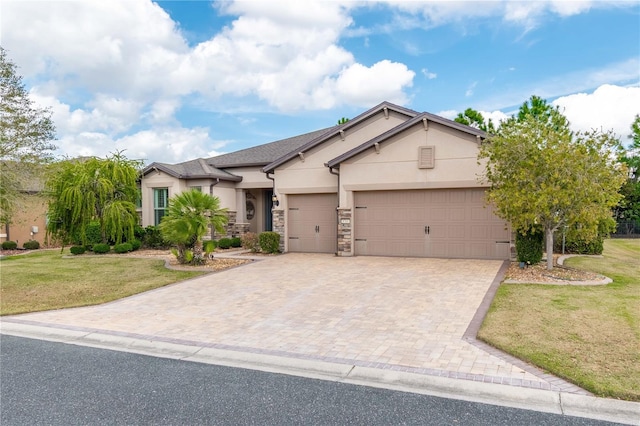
[354,189,510,259]
[288,193,337,253]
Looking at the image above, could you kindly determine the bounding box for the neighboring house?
[0,180,48,248]
[141,101,512,260]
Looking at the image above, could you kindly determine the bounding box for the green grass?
[0,249,205,315]
[478,239,640,401]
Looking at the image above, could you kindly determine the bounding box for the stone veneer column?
[272,209,285,252]
[225,211,237,237]
[336,208,352,256]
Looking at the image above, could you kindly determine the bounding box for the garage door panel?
[288,194,337,253]
[354,189,510,260]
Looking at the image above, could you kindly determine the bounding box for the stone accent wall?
[224,211,237,238]
[272,209,285,252]
[234,223,250,236]
[337,208,352,256]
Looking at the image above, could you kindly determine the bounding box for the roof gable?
[262,101,418,173]
[142,159,242,181]
[326,112,487,168]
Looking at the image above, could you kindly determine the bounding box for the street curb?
[2,321,639,425]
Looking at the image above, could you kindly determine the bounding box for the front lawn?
[478,239,640,401]
[0,250,205,316]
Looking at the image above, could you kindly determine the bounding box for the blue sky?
[2,0,639,164]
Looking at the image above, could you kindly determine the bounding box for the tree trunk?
[545,227,554,270]
[193,239,203,264]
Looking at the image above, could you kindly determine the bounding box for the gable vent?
[418,146,435,169]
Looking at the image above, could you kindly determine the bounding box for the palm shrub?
[159,189,228,265]
[203,240,216,257]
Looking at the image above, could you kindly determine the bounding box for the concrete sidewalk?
[1,253,638,424]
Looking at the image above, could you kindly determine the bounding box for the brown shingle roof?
[208,127,334,169]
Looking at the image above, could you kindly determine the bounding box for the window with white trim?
[153,188,169,225]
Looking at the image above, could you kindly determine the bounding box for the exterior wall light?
[272,194,279,207]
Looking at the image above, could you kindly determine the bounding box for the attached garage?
[287,193,338,253]
[353,188,510,260]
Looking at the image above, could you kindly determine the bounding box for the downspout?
[328,166,340,255]
[209,178,220,240]
[266,171,276,230]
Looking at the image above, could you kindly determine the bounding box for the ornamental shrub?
[241,232,260,252]
[2,241,18,250]
[114,243,133,253]
[259,231,280,254]
[555,235,604,255]
[217,238,232,249]
[92,243,110,254]
[515,229,544,264]
[129,239,142,251]
[23,240,40,250]
[231,237,242,248]
[70,246,86,255]
[142,226,168,249]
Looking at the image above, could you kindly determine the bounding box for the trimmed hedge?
[259,232,280,254]
[2,241,18,250]
[231,237,242,248]
[23,240,40,250]
[515,229,544,264]
[93,243,110,254]
[217,238,232,249]
[70,246,86,255]
[554,235,604,255]
[114,243,133,253]
[129,239,142,251]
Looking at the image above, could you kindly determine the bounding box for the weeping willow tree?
[46,151,142,247]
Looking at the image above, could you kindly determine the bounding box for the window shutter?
[418,146,435,169]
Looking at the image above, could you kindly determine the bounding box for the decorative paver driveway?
[5,253,584,393]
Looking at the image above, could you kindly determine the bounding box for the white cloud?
[335,60,415,107]
[553,84,640,143]
[465,82,478,97]
[421,68,438,79]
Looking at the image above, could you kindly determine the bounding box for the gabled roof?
[262,101,419,173]
[208,127,334,169]
[326,112,487,168]
[142,158,242,181]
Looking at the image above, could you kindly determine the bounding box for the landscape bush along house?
[140,102,513,260]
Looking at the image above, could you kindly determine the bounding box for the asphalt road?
[0,335,622,426]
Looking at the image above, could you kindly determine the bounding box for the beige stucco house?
[141,101,512,259]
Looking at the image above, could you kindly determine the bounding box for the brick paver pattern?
[7,253,581,392]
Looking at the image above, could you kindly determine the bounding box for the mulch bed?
[505,256,606,284]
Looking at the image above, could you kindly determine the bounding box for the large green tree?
[46,152,142,247]
[479,114,626,270]
[159,189,228,265]
[0,47,56,227]
[615,114,640,230]
[454,108,496,133]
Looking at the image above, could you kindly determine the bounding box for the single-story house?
[141,101,512,259]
